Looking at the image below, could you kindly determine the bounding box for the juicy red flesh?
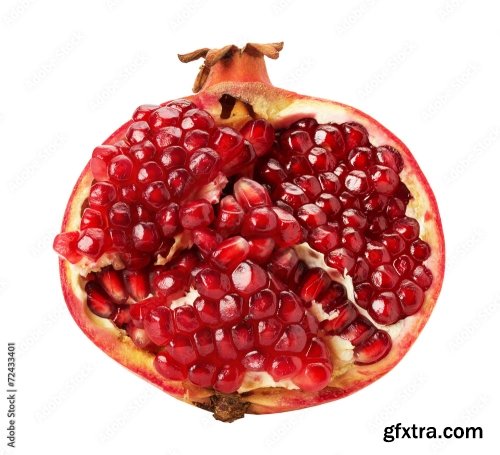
[54,100,434,394]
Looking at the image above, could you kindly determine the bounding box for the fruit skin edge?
[57,81,445,415]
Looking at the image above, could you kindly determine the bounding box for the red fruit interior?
[54,43,444,421]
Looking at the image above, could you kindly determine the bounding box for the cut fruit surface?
[54,42,444,422]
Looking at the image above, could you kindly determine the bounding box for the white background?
[1,0,499,454]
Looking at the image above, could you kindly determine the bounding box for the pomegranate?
[53,42,444,422]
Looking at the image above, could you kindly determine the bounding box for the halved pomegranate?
[53,42,444,422]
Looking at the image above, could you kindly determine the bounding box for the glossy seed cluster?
[54,99,434,394]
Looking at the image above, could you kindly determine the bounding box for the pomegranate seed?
[268,248,299,281]
[194,268,231,300]
[257,318,283,346]
[158,146,186,170]
[96,267,127,303]
[155,202,179,237]
[91,145,118,181]
[308,224,339,253]
[181,108,215,130]
[193,327,215,356]
[249,289,277,319]
[173,305,200,333]
[354,330,392,365]
[386,197,406,219]
[341,227,365,253]
[321,301,358,334]
[132,104,159,121]
[354,283,373,309]
[363,193,388,213]
[188,363,216,388]
[137,161,164,184]
[280,129,313,154]
[231,321,254,351]
[165,168,193,200]
[154,353,186,380]
[375,146,404,173]
[241,350,266,371]
[80,208,104,230]
[297,204,327,228]
[122,269,150,301]
[318,172,341,194]
[210,237,249,271]
[294,175,322,199]
[341,122,369,150]
[339,316,376,346]
[269,355,302,381]
[292,117,318,131]
[215,328,238,360]
[275,324,307,352]
[393,216,420,241]
[345,170,370,195]
[317,283,347,311]
[315,193,341,217]
[339,190,360,209]
[77,228,106,260]
[166,334,197,365]
[368,292,401,324]
[371,264,400,290]
[189,148,221,183]
[347,146,372,169]
[132,204,153,223]
[130,296,162,328]
[364,241,391,267]
[292,362,332,392]
[120,184,139,204]
[108,202,131,227]
[216,195,244,236]
[131,222,160,252]
[325,248,356,274]
[211,126,244,163]
[143,181,170,209]
[144,306,173,345]
[397,279,424,315]
[129,140,156,163]
[240,119,274,156]
[179,199,214,229]
[247,238,275,264]
[301,312,320,333]
[231,261,268,296]
[367,215,389,237]
[153,126,182,148]
[412,265,433,290]
[192,228,221,257]
[410,239,431,262]
[149,106,181,129]
[342,208,367,229]
[89,182,117,207]
[219,294,243,324]
[152,270,184,296]
[260,158,287,185]
[108,155,133,183]
[242,206,278,236]
[307,147,336,172]
[276,182,309,209]
[369,165,400,195]
[393,254,415,277]
[127,326,153,350]
[272,207,302,247]
[234,178,271,209]
[277,291,304,323]
[126,121,150,144]
[314,124,345,156]
[165,99,196,113]
[213,364,244,393]
[286,154,314,177]
[352,257,370,283]
[305,338,328,359]
[183,129,210,151]
[85,281,116,318]
[380,232,406,255]
[298,268,331,304]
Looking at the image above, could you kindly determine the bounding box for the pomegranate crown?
[178,42,284,93]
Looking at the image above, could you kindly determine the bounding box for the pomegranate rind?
[58,81,444,415]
